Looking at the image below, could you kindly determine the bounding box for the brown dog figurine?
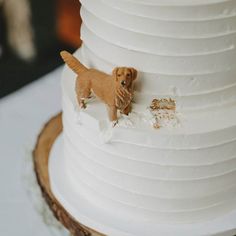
[60,51,138,123]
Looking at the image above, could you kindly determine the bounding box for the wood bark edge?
[33,112,105,236]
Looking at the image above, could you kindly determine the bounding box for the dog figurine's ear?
[130,68,138,81]
[112,67,119,81]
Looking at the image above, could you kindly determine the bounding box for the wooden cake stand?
[33,113,105,236]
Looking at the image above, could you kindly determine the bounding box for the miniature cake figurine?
[60,50,137,124]
[49,0,236,235]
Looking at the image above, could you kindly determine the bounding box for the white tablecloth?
[0,67,69,236]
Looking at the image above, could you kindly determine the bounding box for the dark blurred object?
[0,0,81,98]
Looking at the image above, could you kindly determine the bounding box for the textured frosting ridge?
[59,0,236,226]
[61,64,236,223]
[80,0,236,110]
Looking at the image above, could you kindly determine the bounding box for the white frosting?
[50,0,236,232]
[49,136,236,236]
[79,0,236,110]
[59,59,236,224]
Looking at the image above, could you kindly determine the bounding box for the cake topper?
[60,51,138,125]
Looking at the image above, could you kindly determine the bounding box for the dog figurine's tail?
[60,50,88,75]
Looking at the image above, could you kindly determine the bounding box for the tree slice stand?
[33,113,105,236]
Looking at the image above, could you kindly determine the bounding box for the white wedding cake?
[49,0,236,235]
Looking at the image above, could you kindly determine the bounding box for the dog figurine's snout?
[121,80,126,86]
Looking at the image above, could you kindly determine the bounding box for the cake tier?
[79,0,236,111]
[61,48,236,223]
[50,136,236,235]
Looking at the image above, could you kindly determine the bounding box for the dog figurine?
[60,50,138,124]
[0,0,36,61]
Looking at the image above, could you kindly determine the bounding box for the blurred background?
[0,0,82,98]
[0,1,82,235]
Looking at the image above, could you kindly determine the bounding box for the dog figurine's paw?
[80,104,86,109]
[79,99,87,109]
[120,105,132,116]
[112,120,118,127]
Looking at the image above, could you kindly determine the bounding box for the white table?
[0,67,69,236]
